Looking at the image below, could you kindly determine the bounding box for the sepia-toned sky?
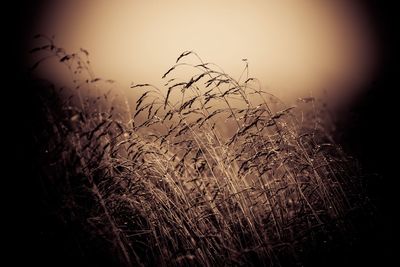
[30,0,378,104]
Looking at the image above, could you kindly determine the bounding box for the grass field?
[31,37,372,266]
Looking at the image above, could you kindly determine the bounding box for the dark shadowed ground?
[332,1,398,265]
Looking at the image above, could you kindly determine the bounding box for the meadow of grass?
[31,37,371,266]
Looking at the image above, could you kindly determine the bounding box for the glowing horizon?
[30,0,377,104]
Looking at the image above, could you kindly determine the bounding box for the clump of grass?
[31,38,370,266]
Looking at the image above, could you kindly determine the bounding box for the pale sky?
[31,0,377,105]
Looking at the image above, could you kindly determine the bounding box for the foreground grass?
[31,38,370,266]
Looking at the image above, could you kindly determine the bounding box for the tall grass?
[31,37,369,266]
